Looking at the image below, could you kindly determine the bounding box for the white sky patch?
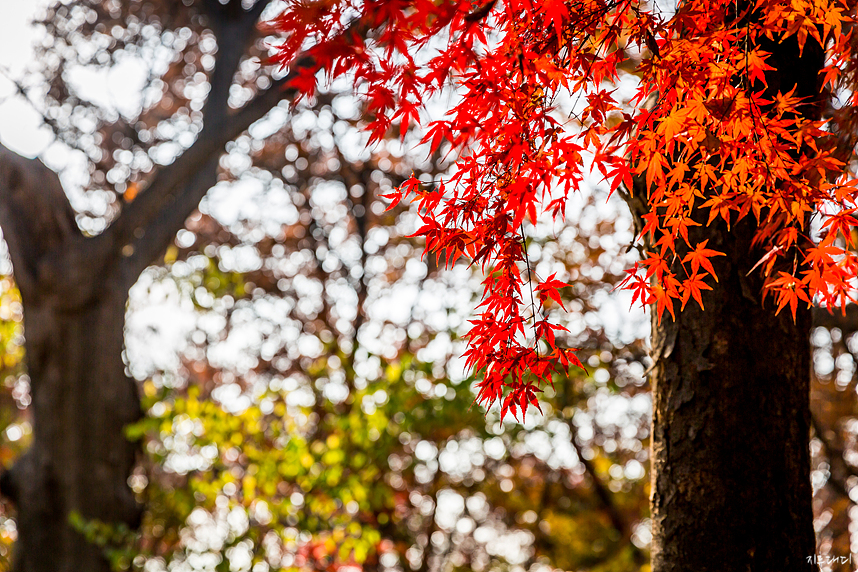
[0,1,52,157]
[66,57,149,118]
[0,1,42,76]
[126,270,198,380]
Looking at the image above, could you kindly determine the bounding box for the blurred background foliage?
[0,0,851,571]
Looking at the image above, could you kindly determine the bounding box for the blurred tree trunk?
[9,288,141,572]
[624,26,824,572]
[0,149,141,572]
[0,1,308,569]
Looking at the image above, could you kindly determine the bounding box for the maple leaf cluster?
[269,0,856,419]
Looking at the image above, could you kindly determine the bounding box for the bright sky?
[0,1,53,157]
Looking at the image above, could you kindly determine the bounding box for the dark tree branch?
[204,0,271,30]
[114,55,315,281]
[0,144,95,302]
[104,0,309,281]
[200,0,272,117]
[118,155,220,291]
[106,0,370,282]
[219,55,316,139]
[0,67,95,162]
[565,416,646,564]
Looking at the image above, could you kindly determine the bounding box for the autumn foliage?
[270,0,857,419]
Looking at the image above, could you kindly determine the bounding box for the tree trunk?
[0,147,142,572]
[646,218,816,571]
[635,25,824,572]
[4,288,142,572]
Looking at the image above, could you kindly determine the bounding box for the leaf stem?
[520,224,540,356]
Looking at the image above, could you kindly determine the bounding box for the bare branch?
[203,0,272,30]
[118,155,220,290]
[246,0,272,22]
[200,0,270,116]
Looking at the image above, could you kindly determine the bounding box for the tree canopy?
[269,0,858,418]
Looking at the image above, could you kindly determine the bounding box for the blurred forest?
[0,1,852,571]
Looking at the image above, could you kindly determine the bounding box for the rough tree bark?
[645,218,816,571]
[624,24,825,572]
[0,2,313,570]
